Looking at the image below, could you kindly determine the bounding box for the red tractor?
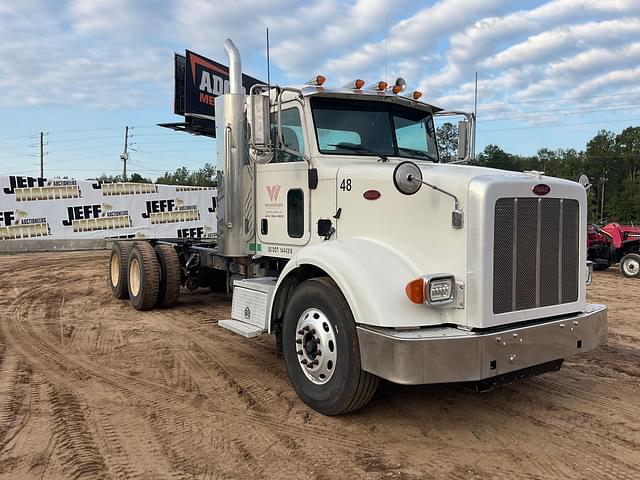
[587,223,640,278]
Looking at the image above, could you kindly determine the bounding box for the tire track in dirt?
[3,283,445,480]
[48,386,108,480]
[530,377,640,417]
[3,253,640,480]
[0,352,24,450]
[2,285,378,478]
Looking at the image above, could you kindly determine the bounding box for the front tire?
[282,277,379,415]
[620,253,640,278]
[128,242,160,310]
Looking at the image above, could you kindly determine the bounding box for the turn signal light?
[405,278,425,304]
[307,75,326,86]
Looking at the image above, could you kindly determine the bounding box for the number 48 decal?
[340,178,352,191]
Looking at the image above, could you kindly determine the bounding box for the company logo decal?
[142,199,200,224]
[1,209,50,240]
[244,306,251,320]
[4,176,81,201]
[266,185,282,202]
[62,204,132,231]
[92,182,158,196]
[533,184,551,196]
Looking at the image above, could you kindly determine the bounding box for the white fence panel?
[0,176,217,245]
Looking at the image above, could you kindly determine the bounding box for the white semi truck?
[108,39,608,415]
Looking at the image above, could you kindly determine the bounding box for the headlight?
[405,274,457,306]
[426,275,455,305]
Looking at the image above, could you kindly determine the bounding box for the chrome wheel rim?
[295,308,337,385]
[129,258,141,296]
[623,258,639,276]
[110,253,119,287]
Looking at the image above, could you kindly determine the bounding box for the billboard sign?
[184,49,263,121]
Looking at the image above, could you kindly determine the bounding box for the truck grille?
[493,198,579,314]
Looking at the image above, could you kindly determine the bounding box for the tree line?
[94,163,217,187]
[97,124,639,225]
[438,124,640,224]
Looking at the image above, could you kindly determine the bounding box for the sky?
[0,0,639,180]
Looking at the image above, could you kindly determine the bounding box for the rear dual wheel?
[109,241,181,309]
[109,241,133,299]
[128,242,160,310]
[154,244,181,308]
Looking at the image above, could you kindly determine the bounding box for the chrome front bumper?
[357,303,608,385]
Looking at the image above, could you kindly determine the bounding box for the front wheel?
[620,253,640,278]
[282,277,379,415]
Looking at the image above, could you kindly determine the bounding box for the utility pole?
[40,131,44,177]
[600,174,606,221]
[121,126,129,182]
[473,72,478,159]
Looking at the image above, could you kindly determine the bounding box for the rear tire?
[282,277,379,415]
[154,244,181,308]
[620,253,640,278]
[109,241,133,299]
[128,242,160,310]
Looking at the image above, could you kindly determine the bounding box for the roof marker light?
[343,79,365,89]
[368,81,388,91]
[404,90,422,100]
[391,77,406,94]
[306,75,326,86]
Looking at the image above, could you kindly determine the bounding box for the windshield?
[310,97,439,161]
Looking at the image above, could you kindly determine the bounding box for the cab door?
[256,105,310,257]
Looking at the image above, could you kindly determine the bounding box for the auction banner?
[0,176,218,242]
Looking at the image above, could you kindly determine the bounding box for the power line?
[0,133,39,143]
[478,116,640,133]
[449,90,640,111]
[480,102,640,123]
[46,134,123,144]
[46,143,124,154]
[45,124,157,134]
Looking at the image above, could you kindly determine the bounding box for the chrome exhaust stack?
[224,39,242,94]
[216,38,251,257]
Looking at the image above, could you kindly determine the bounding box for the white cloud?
[0,0,637,140]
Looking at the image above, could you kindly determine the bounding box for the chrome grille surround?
[493,197,579,314]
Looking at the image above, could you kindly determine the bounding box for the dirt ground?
[0,250,638,480]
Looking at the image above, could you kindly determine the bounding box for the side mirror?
[578,174,591,190]
[248,93,273,164]
[457,121,469,161]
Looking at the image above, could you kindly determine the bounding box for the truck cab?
[109,39,607,415]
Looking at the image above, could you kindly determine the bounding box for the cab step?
[218,319,265,338]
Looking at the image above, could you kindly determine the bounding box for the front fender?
[270,237,458,330]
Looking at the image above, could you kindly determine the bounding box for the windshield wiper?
[328,143,389,162]
[397,147,437,162]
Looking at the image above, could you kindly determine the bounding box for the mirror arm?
[408,174,464,229]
